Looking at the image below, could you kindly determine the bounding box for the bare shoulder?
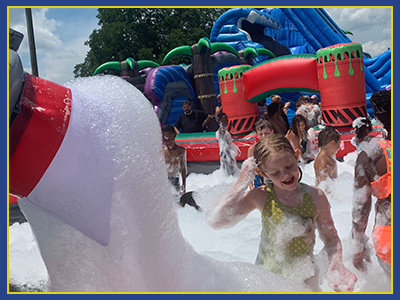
[249,186,267,213]
[303,183,330,211]
[313,153,324,169]
[162,145,169,155]
[242,186,266,213]
[285,130,294,139]
[315,152,334,168]
[177,144,186,155]
[356,150,370,165]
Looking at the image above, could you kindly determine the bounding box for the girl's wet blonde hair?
[253,134,295,172]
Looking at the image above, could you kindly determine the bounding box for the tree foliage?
[73,8,229,77]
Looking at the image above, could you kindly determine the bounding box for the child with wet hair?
[215,113,240,176]
[247,119,274,189]
[313,126,341,188]
[162,125,187,195]
[207,134,357,292]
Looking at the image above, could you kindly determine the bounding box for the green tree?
[73,8,229,78]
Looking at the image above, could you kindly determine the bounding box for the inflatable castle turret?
[218,65,259,134]
[316,43,367,130]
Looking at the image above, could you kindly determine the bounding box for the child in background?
[257,99,267,120]
[286,115,308,162]
[215,93,223,119]
[162,125,187,195]
[270,95,290,131]
[215,113,240,176]
[247,119,274,189]
[207,134,357,292]
[351,117,373,153]
[265,103,287,135]
[313,126,341,189]
[296,95,322,128]
[351,90,391,273]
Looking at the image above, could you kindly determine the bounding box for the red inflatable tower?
[317,43,367,130]
[218,65,259,134]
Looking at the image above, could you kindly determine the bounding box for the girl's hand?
[181,184,186,195]
[327,258,357,292]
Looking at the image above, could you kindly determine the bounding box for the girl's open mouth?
[282,176,295,185]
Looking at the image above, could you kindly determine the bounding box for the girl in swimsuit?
[207,134,356,292]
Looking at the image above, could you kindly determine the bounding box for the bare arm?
[215,105,222,116]
[174,126,180,134]
[206,158,260,229]
[351,151,373,271]
[314,159,326,187]
[180,150,187,194]
[314,188,357,292]
[286,131,305,161]
[202,115,211,128]
[247,145,255,189]
[315,189,342,258]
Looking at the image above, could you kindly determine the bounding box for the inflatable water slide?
[210,8,391,115]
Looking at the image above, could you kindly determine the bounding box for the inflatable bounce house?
[90,8,390,167]
[209,8,390,158]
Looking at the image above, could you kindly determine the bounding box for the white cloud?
[40,36,90,84]
[9,9,63,57]
[31,9,63,51]
[9,8,96,85]
[326,8,391,33]
[325,7,391,57]
[362,40,391,57]
[382,27,391,41]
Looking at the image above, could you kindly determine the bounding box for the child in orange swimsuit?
[207,134,357,292]
[351,90,391,273]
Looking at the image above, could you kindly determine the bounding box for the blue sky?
[8,7,392,85]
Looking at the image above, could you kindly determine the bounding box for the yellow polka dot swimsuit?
[255,183,318,275]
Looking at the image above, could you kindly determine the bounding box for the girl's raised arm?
[207,158,260,229]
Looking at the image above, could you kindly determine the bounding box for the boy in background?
[247,119,274,189]
[162,125,187,195]
[313,126,341,188]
